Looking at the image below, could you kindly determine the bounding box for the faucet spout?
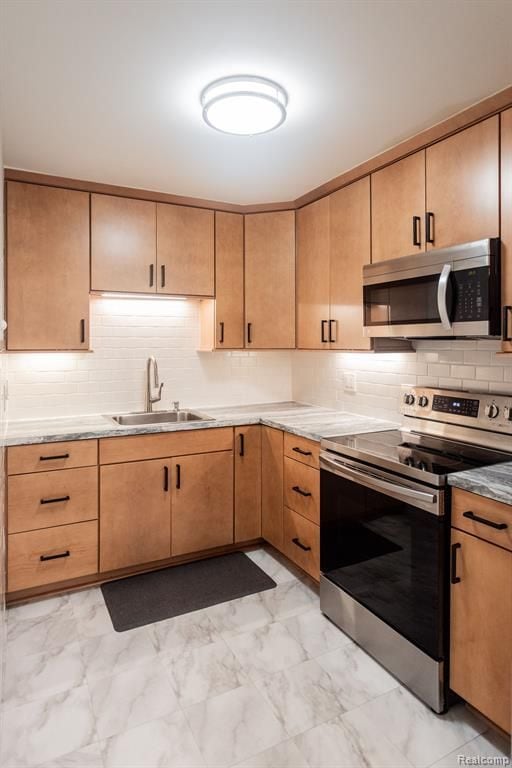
[145,356,164,412]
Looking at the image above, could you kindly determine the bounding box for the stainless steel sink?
[107,410,214,426]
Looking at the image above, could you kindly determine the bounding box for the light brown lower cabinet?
[261,427,284,551]
[282,506,320,580]
[450,523,512,733]
[100,459,171,572]
[234,426,262,542]
[171,451,234,556]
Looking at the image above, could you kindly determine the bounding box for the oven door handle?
[437,264,452,330]
[320,455,438,506]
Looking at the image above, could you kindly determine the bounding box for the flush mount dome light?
[201,75,288,135]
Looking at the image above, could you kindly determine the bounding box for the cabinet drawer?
[8,467,98,534]
[8,440,98,475]
[284,457,319,524]
[452,488,512,551]
[284,433,319,469]
[8,520,98,593]
[99,427,233,464]
[283,506,320,581]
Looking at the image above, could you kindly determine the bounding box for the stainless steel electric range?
[319,386,512,714]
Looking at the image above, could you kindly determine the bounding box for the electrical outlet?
[343,372,357,392]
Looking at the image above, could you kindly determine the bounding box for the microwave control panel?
[452,267,488,322]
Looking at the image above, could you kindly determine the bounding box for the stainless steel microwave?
[363,238,501,339]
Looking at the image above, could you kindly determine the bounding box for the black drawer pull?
[149,264,154,287]
[425,211,435,244]
[176,463,181,489]
[40,495,70,505]
[80,319,86,344]
[292,537,311,552]
[247,322,252,344]
[163,466,169,492]
[292,447,312,457]
[161,264,166,288]
[239,433,245,457]
[462,510,508,530]
[451,542,461,584]
[412,215,421,247]
[329,319,336,343]
[40,550,70,562]
[219,321,225,344]
[39,453,70,462]
[321,320,328,343]
[292,485,312,497]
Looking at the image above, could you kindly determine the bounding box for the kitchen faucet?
[145,356,163,412]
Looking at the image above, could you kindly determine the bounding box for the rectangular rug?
[101,551,276,631]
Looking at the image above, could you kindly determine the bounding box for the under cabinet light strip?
[99,292,187,301]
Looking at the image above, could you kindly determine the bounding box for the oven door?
[320,452,447,660]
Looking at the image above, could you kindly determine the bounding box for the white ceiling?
[1,0,512,205]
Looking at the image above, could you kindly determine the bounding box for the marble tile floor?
[1,547,510,768]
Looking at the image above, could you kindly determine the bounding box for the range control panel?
[401,386,512,434]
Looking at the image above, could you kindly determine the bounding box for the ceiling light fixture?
[201,75,288,136]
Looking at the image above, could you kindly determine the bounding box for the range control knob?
[418,396,429,408]
[504,406,512,422]
[485,403,500,419]
[403,393,415,406]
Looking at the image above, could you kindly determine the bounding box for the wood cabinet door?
[296,198,330,349]
[100,459,171,572]
[371,151,426,262]
[450,528,512,733]
[215,212,244,348]
[426,117,499,250]
[329,177,372,350]
[234,426,261,542]
[171,451,233,556]
[91,194,156,293]
[7,182,90,350]
[244,211,296,348]
[156,204,214,296]
[261,427,284,551]
[501,108,512,353]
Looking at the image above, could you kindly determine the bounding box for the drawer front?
[8,466,98,534]
[283,506,320,580]
[284,433,319,469]
[8,520,98,593]
[99,427,233,464]
[452,488,512,551]
[8,440,98,475]
[284,457,319,524]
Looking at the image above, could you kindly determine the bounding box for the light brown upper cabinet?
[296,179,371,350]
[244,211,296,348]
[371,151,426,262]
[91,194,156,294]
[329,178,372,350]
[500,108,512,353]
[7,182,90,351]
[214,212,244,347]
[426,116,499,250]
[296,197,330,349]
[156,204,214,296]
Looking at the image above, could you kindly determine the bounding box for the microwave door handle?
[437,264,452,330]
[320,455,437,505]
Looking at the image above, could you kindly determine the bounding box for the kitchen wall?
[6,297,292,420]
[292,339,512,422]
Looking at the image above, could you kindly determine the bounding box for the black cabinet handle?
[39,453,70,462]
[163,466,169,492]
[40,495,70,505]
[462,510,507,530]
[451,542,461,584]
[292,485,312,497]
[239,433,245,457]
[329,320,337,343]
[292,446,312,457]
[412,216,421,247]
[149,264,154,287]
[321,320,328,343]
[247,323,252,344]
[425,212,435,244]
[219,321,224,344]
[161,265,166,288]
[503,306,512,342]
[40,550,70,562]
[176,463,181,489]
[80,319,86,344]
[292,537,311,552]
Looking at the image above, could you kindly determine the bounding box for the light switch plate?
[343,372,357,392]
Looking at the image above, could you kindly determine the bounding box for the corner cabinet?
[245,211,296,348]
[6,182,90,351]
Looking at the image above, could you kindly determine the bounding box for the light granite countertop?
[448,462,512,506]
[4,401,398,447]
